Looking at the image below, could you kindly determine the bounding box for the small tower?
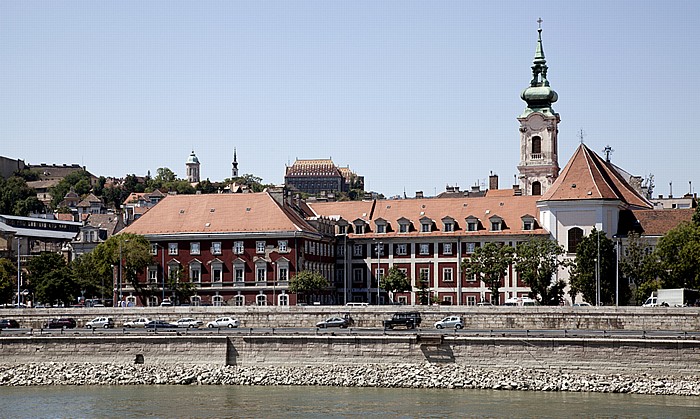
[517,19,560,196]
[232,148,239,178]
[186,150,200,183]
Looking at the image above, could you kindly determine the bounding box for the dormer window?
[419,216,433,233]
[397,217,411,233]
[465,216,479,232]
[421,223,431,233]
[353,219,367,235]
[338,225,347,235]
[521,214,536,231]
[375,218,388,234]
[489,215,503,232]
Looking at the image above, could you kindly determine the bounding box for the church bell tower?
[517,19,560,196]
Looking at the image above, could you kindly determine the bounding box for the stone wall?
[3,306,700,331]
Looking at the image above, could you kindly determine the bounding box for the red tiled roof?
[620,208,695,237]
[121,192,318,236]
[540,144,652,209]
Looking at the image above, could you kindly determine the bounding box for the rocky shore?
[0,363,698,396]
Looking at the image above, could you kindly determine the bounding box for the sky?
[1,1,699,199]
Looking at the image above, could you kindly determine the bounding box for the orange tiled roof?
[619,208,695,237]
[121,191,317,236]
[540,144,652,209]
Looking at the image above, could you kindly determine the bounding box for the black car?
[316,315,354,328]
[0,319,20,329]
[44,318,77,329]
[383,312,422,329]
[145,320,178,329]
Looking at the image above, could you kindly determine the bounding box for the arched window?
[256,294,267,306]
[532,136,542,154]
[278,293,289,306]
[234,295,245,306]
[147,296,158,307]
[568,227,584,253]
[212,295,224,307]
[125,296,137,307]
[532,181,542,196]
[190,295,201,306]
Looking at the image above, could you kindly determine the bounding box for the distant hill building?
[0,156,26,179]
[285,159,363,195]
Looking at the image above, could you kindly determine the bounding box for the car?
[434,316,464,329]
[85,317,115,329]
[316,315,353,328]
[383,312,422,329]
[476,301,493,307]
[44,318,77,329]
[573,302,592,307]
[160,299,173,307]
[0,319,20,329]
[345,302,368,307]
[144,320,178,329]
[175,318,204,328]
[206,317,240,328]
[123,318,152,328]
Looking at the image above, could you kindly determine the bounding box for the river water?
[0,385,698,418]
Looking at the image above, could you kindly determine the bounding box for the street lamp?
[16,237,21,307]
[119,239,130,307]
[271,261,276,306]
[376,241,383,305]
[343,233,348,306]
[160,243,165,303]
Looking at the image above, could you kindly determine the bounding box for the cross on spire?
[578,128,586,144]
[537,17,543,30]
[603,145,614,162]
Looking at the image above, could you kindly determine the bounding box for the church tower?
[232,148,239,178]
[517,20,560,196]
[186,150,200,183]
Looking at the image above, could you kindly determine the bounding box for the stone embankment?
[1,363,698,396]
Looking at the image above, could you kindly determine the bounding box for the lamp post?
[376,241,383,305]
[271,261,276,306]
[596,230,601,306]
[16,237,21,307]
[119,239,130,307]
[343,234,348,306]
[161,243,165,303]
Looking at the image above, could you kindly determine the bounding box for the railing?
[530,153,543,160]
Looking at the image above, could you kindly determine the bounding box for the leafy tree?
[417,269,430,305]
[380,267,412,302]
[0,176,45,215]
[166,266,197,305]
[0,258,18,304]
[693,204,700,227]
[13,168,40,182]
[102,185,128,211]
[620,232,661,304]
[568,229,620,305]
[289,270,329,304]
[513,237,570,305]
[462,242,514,305]
[123,174,145,193]
[49,170,93,208]
[71,252,110,302]
[652,222,700,289]
[155,167,177,183]
[91,234,153,305]
[27,252,77,306]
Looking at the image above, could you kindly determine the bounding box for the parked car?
[383,312,422,329]
[123,318,151,328]
[44,318,77,329]
[160,299,173,307]
[316,315,353,328]
[0,319,20,329]
[476,300,493,307]
[206,317,240,328]
[434,316,464,329]
[145,320,177,329]
[85,317,115,329]
[175,318,203,328]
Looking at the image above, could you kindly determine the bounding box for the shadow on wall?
[420,344,455,364]
[226,338,239,366]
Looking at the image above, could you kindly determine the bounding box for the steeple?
[517,19,561,196]
[232,148,239,178]
[186,150,201,183]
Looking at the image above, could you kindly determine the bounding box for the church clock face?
[528,114,545,131]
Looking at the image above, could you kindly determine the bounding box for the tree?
[71,252,111,303]
[49,170,93,208]
[462,242,514,305]
[693,204,700,227]
[0,176,45,215]
[513,237,570,306]
[288,270,329,304]
[90,234,153,305]
[166,266,197,305]
[619,232,661,304]
[568,228,621,305]
[380,267,412,303]
[652,221,700,289]
[0,258,18,304]
[27,252,77,306]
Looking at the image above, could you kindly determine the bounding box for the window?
[397,296,408,305]
[278,294,289,306]
[443,243,453,254]
[443,295,453,305]
[234,241,244,254]
[353,268,363,283]
[532,136,542,154]
[235,268,244,282]
[150,244,158,255]
[568,227,584,253]
[468,222,477,231]
[256,241,266,254]
[190,268,200,283]
[467,272,477,282]
[210,242,221,255]
[419,243,430,255]
[257,267,266,282]
[337,244,345,257]
[353,244,363,257]
[278,267,288,281]
[443,268,453,282]
[256,294,267,306]
[421,223,431,233]
[396,243,407,256]
[278,240,288,252]
[466,242,476,254]
[467,295,476,306]
[523,220,534,230]
[491,221,502,231]
[377,224,386,234]
[148,268,157,283]
[168,243,178,255]
[444,223,454,232]
[532,181,542,196]
[338,225,347,235]
[398,268,408,276]
[190,242,200,255]
[234,295,244,306]
[190,296,201,306]
[355,224,364,234]
[213,295,224,307]
[399,223,409,233]
[375,268,384,281]
[147,296,158,307]
[212,267,222,282]
[419,268,430,281]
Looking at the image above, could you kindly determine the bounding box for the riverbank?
[1,363,698,396]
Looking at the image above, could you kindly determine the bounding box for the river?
[0,385,699,418]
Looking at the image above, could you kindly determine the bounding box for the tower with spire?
[517,19,560,196]
[186,150,201,184]
[232,148,239,178]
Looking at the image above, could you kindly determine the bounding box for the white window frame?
[353,268,363,283]
[190,267,201,283]
[278,267,288,282]
[234,295,245,306]
[256,294,268,306]
[213,295,224,307]
[353,244,363,257]
[150,244,158,255]
[376,224,386,234]
[399,223,409,233]
[212,242,222,255]
[257,267,266,282]
[235,268,244,283]
[256,241,266,254]
[148,268,157,283]
[443,243,453,255]
[168,243,178,255]
[278,240,288,252]
[444,222,454,232]
[355,223,364,235]
[466,242,476,254]
[419,243,430,255]
[443,267,453,282]
[212,266,222,283]
[491,220,502,231]
[278,293,289,306]
[421,223,431,233]
[396,243,407,256]
[419,268,430,281]
[190,242,200,255]
[467,222,477,232]
[234,241,244,254]
[467,295,477,306]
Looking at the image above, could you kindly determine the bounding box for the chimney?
[415,191,424,199]
[470,185,480,193]
[489,172,498,190]
[513,184,522,196]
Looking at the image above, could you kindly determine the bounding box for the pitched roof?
[285,159,342,177]
[309,196,547,238]
[540,144,652,209]
[85,214,123,236]
[618,208,694,237]
[121,191,319,236]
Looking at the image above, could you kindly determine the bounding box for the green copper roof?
[520,20,558,118]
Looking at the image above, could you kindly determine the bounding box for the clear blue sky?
[1,1,699,198]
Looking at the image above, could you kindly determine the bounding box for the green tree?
[71,252,111,303]
[0,176,45,215]
[652,222,700,289]
[0,258,18,304]
[289,270,329,304]
[380,267,412,302]
[49,170,93,208]
[568,229,620,305]
[462,242,514,305]
[27,252,77,306]
[692,204,700,227]
[102,185,127,211]
[513,237,570,306]
[619,232,661,304]
[165,266,197,305]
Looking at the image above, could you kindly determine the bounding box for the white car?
[175,318,204,328]
[206,317,240,328]
[434,316,464,329]
[123,317,151,328]
[85,317,114,329]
